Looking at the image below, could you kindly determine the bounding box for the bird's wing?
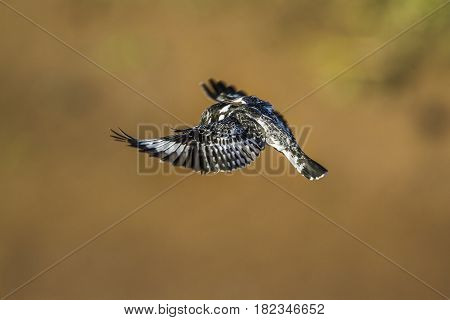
[111,117,266,173]
[201,79,247,103]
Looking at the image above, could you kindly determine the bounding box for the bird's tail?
[298,155,327,181]
[281,148,328,181]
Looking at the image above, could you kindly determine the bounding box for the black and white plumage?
[111,79,327,180]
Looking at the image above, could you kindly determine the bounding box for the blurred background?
[1,0,449,299]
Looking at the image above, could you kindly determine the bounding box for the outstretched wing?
[111,117,266,173]
[199,79,249,125]
[201,79,247,102]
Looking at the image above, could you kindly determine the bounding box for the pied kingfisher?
[111,79,327,180]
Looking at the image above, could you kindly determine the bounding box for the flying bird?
[111,79,327,180]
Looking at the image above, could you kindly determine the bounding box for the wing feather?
[111,117,265,173]
[201,79,247,102]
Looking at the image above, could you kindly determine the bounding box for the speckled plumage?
[111,79,327,180]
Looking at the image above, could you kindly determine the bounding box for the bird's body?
[111,79,327,180]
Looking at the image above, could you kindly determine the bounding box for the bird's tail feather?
[298,155,327,181]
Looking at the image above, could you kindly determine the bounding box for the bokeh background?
[1,0,449,299]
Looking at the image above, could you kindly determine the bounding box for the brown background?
[1,0,449,299]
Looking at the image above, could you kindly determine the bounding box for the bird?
[111,79,327,180]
